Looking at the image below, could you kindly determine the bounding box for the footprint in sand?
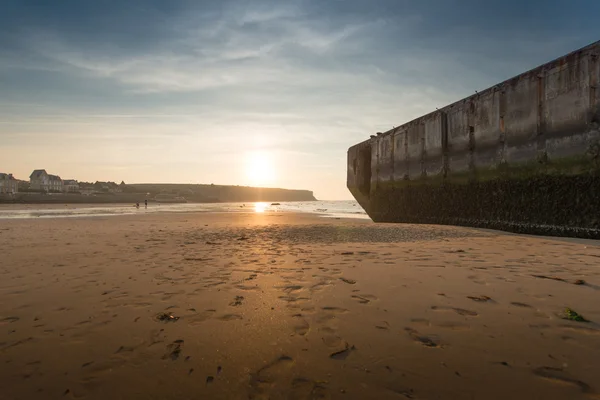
[162,339,184,361]
[187,309,216,325]
[292,315,310,336]
[0,317,19,325]
[131,301,153,308]
[436,321,470,331]
[431,306,478,316]
[330,343,356,360]
[405,327,442,348]
[351,294,377,304]
[375,321,391,330]
[289,378,330,399]
[281,284,304,294]
[559,324,600,335]
[319,326,337,335]
[533,366,593,394]
[218,314,243,321]
[510,302,533,308]
[315,313,338,325]
[115,344,139,354]
[248,355,295,396]
[235,284,260,291]
[310,281,332,293]
[279,295,310,304]
[322,334,343,348]
[229,296,244,306]
[321,307,348,314]
[466,295,494,303]
[1,337,35,351]
[339,277,356,285]
[81,358,127,378]
[205,281,227,288]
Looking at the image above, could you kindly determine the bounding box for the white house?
[30,169,63,192]
[63,179,79,193]
[47,174,63,192]
[0,173,18,194]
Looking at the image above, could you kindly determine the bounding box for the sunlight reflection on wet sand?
[254,202,268,213]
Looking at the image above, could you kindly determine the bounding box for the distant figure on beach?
[144,199,148,209]
[135,202,139,209]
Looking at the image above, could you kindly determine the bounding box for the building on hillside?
[79,184,96,196]
[0,173,19,194]
[94,181,122,193]
[63,179,79,193]
[29,169,49,191]
[30,169,63,192]
[48,175,63,192]
[17,179,29,192]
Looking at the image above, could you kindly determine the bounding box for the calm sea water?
[0,200,369,220]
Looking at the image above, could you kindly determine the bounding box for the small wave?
[0,201,368,220]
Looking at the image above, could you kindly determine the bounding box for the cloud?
[18,5,387,95]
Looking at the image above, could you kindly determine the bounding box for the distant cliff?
[126,184,317,203]
[0,184,317,204]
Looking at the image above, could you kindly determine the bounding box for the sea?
[0,200,369,220]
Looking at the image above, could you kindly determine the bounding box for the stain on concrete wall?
[424,113,443,176]
[393,127,408,181]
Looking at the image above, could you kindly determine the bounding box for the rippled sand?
[1,212,600,399]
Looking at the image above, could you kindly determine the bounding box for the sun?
[245,151,276,186]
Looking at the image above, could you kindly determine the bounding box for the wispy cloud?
[21,7,384,94]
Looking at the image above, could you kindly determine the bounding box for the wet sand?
[1,211,600,400]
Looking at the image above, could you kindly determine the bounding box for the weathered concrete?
[348,40,600,238]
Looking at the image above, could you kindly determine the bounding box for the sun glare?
[254,202,267,213]
[245,151,275,186]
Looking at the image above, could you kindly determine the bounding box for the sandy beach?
[1,210,600,400]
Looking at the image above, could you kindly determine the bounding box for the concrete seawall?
[347,40,600,238]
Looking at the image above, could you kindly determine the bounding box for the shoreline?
[0,201,370,222]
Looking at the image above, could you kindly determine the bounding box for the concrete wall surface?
[347,40,600,238]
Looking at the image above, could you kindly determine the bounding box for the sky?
[1,0,599,200]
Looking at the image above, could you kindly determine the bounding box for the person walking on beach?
[144,199,148,209]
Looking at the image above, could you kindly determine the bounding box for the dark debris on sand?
[229,296,244,306]
[155,312,180,322]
